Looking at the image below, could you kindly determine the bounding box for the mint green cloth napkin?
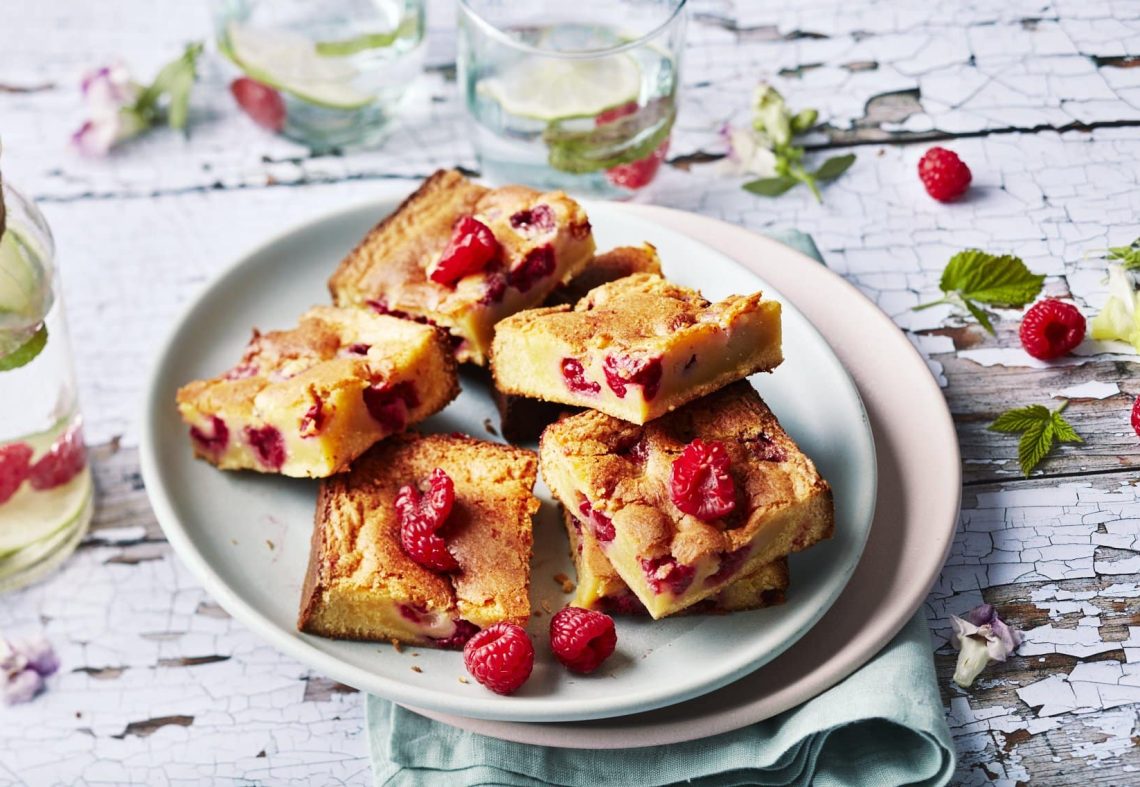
[366,230,955,786]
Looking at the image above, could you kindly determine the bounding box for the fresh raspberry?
[549,606,617,674]
[243,425,285,471]
[917,147,972,202]
[596,101,670,190]
[0,443,33,504]
[396,468,458,572]
[669,438,736,521]
[602,354,663,401]
[1019,299,1086,360]
[434,620,480,650]
[429,216,500,287]
[561,358,601,395]
[462,622,534,695]
[230,77,286,132]
[1131,395,1140,439]
[29,428,87,491]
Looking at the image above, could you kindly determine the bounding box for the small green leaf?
[989,401,1082,477]
[743,176,798,197]
[939,250,1045,307]
[989,405,1051,433]
[544,99,674,174]
[962,298,996,335]
[0,324,47,372]
[1018,419,1053,477]
[813,153,856,182]
[1106,238,1140,270]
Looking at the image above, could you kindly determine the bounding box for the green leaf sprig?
[988,401,1083,477]
[133,42,204,132]
[1104,237,1140,270]
[740,84,855,203]
[913,249,1045,334]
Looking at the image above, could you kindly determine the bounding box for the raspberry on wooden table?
[669,438,736,521]
[462,622,534,695]
[396,468,459,572]
[917,146,972,202]
[1018,299,1086,360]
[550,606,617,674]
[1131,396,1140,439]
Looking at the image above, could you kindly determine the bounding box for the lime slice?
[223,23,373,111]
[0,468,92,558]
[0,229,50,325]
[478,54,641,121]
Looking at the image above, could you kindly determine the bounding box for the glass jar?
[0,178,93,593]
[213,0,427,151]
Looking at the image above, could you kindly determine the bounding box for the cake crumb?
[230,539,238,545]
[411,652,420,658]
[542,599,553,614]
[390,638,403,653]
[411,665,423,673]
[266,539,275,550]
[483,417,499,436]
[458,676,470,684]
[532,609,543,618]
[553,573,575,593]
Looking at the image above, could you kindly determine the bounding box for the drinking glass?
[0,178,92,593]
[457,0,687,197]
[213,0,426,150]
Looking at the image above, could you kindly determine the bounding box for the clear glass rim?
[456,0,687,59]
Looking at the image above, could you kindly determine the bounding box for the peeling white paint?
[1052,381,1121,400]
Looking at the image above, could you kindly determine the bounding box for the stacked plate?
[141,195,959,747]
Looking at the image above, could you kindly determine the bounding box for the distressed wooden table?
[2,1,1139,784]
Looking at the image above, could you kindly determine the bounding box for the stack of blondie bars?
[174,169,834,659]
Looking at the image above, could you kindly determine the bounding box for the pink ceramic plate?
[409,204,961,746]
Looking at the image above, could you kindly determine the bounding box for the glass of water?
[458,0,686,198]
[0,177,92,593]
[213,0,426,151]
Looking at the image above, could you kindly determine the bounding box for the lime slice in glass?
[0,229,50,326]
[477,54,642,121]
[222,23,374,110]
[0,468,92,559]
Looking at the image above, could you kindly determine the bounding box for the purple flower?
[73,61,146,157]
[950,603,1023,688]
[2,634,59,705]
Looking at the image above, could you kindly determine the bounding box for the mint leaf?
[136,42,202,131]
[914,249,1045,334]
[0,325,47,372]
[744,176,798,197]
[988,401,1082,477]
[813,153,856,181]
[1106,238,1140,270]
[544,99,674,174]
[940,250,1045,306]
[989,405,1050,433]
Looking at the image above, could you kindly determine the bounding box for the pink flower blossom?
[950,603,1023,688]
[72,61,146,157]
[2,634,59,705]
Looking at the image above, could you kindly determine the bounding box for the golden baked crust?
[539,381,833,618]
[491,273,782,424]
[328,169,596,365]
[492,244,662,442]
[298,432,540,645]
[176,306,459,478]
[562,505,788,614]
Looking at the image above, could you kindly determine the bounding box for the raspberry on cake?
[328,169,596,366]
[493,243,664,443]
[562,506,788,615]
[176,306,458,478]
[298,432,540,648]
[540,381,832,619]
[492,273,782,425]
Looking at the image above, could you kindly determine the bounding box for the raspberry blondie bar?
[492,274,782,425]
[493,243,664,442]
[328,169,596,366]
[563,507,789,615]
[540,381,832,619]
[298,432,539,647]
[176,306,458,478]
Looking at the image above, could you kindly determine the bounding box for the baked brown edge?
[297,478,335,633]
